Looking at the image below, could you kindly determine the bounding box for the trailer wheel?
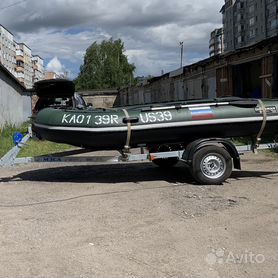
[191,146,232,184]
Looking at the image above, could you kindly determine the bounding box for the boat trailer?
[0,126,277,184]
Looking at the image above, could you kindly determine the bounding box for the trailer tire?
[191,146,232,184]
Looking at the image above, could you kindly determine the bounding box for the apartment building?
[0,25,16,76]
[221,0,278,52]
[32,55,44,83]
[15,43,33,88]
[209,27,224,56]
[0,25,45,88]
[267,0,278,37]
[44,71,63,79]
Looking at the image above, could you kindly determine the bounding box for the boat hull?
[33,120,278,149]
[33,98,278,150]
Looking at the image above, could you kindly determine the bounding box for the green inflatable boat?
[32,97,278,150]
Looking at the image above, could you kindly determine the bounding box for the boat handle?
[122,117,139,124]
[229,100,258,108]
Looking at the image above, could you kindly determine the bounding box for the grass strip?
[0,122,72,158]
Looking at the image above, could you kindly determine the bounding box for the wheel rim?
[200,153,226,179]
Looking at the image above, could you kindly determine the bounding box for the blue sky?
[0,0,224,79]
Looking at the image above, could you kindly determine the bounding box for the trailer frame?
[0,126,277,184]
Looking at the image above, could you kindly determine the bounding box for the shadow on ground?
[0,162,276,184]
[1,163,193,184]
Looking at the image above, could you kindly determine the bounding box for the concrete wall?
[117,62,218,106]
[0,69,31,128]
[83,95,117,108]
[78,90,119,108]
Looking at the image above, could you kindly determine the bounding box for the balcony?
[16,66,24,73]
[16,49,24,56]
[16,55,24,62]
[16,72,24,79]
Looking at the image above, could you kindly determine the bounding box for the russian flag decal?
[189,106,215,120]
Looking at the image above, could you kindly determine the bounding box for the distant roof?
[0,24,14,36]
[32,54,43,60]
[0,63,26,91]
[148,55,217,84]
[78,89,118,96]
[16,42,32,50]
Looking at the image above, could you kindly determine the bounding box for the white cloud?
[15,28,110,62]
[0,0,224,77]
[46,56,65,74]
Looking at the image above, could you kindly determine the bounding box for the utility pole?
[179,41,183,68]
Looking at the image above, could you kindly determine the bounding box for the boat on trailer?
[28,79,278,185]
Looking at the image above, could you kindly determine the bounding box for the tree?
[75,38,136,90]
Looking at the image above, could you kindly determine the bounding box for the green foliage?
[18,140,72,158]
[0,123,30,157]
[75,38,136,90]
[231,134,278,146]
[0,122,72,158]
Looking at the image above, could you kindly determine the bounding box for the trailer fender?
[182,138,241,170]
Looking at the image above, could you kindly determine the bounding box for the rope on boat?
[122,109,132,152]
[254,99,267,153]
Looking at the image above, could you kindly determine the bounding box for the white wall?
[0,71,31,128]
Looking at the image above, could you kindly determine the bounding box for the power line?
[0,0,27,11]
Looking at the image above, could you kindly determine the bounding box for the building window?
[270,19,277,29]
[249,17,255,26]
[237,13,244,21]
[237,1,244,9]
[249,29,256,38]
[16,60,24,67]
[249,4,255,13]
[237,24,244,32]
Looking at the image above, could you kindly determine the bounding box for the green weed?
[0,122,72,158]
